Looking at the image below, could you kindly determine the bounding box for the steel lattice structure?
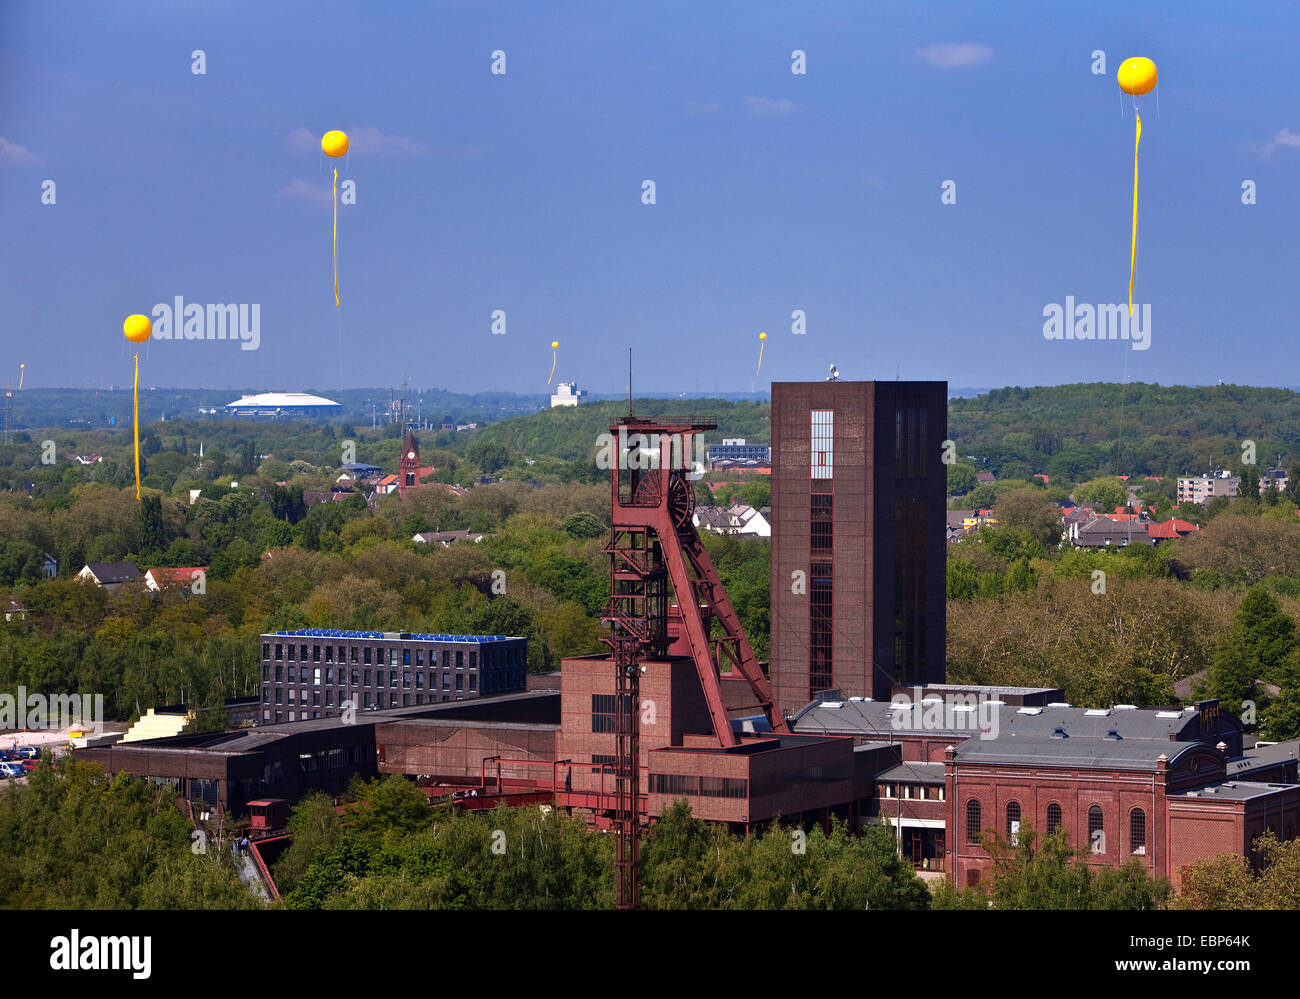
[600,413,789,908]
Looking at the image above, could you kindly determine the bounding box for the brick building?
[770,381,948,710]
[794,689,1300,883]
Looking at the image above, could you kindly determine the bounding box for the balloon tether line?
[132,353,141,501]
[333,168,340,307]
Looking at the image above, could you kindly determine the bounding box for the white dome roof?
[225,392,341,408]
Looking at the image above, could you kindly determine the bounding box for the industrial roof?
[792,696,1215,744]
[1170,781,1299,802]
[952,735,1201,770]
[878,761,946,784]
[225,392,341,408]
[1228,739,1300,774]
[116,690,563,753]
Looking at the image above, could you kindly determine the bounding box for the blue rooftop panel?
[273,629,518,642]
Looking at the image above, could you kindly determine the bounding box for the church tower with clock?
[399,431,425,498]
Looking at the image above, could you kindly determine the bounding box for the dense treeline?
[1,760,1289,910]
[932,825,1171,910]
[0,755,257,909]
[275,775,929,910]
[946,492,1300,737]
[0,476,770,720]
[949,382,1300,482]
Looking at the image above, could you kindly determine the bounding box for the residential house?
[76,561,144,589]
[693,503,771,538]
[1147,519,1202,542]
[1069,514,1154,548]
[144,567,209,593]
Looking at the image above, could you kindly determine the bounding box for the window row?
[964,800,1147,855]
[650,773,748,799]
[263,642,514,670]
[263,688,470,708]
[880,782,944,801]
[261,665,519,691]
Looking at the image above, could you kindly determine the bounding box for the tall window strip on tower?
[810,410,834,696]
[811,409,833,478]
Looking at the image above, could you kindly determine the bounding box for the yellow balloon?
[1117,57,1157,96]
[321,130,349,158]
[759,332,767,340]
[551,340,559,348]
[123,314,152,343]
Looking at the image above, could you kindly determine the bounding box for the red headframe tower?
[601,412,788,741]
[600,407,789,907]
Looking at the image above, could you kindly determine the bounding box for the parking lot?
[0,729,76,781]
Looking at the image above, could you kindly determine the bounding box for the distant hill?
[948,382,1300,481]
[469,398,771,462]
[9,382,1298,486]
[1,387,549,431]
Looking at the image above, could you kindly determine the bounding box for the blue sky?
[3,1,1299,396]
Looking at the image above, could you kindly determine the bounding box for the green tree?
[992,488,1062,549]
[465,440,510,473]
[138,495,167,557]
[946,461,979,496]
[1073,477,1127,512]
[1205,587,1296,724]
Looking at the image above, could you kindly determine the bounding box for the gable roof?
[81,561,143,584]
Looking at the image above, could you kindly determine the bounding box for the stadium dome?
[224,392,342,418]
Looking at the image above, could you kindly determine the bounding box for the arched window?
[966,799,982,845]
[1006,801,1021,844]
[1046,803,1062,836]
[1130,808,1147,855]
[1088,805,1105,854]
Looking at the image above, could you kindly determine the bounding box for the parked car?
[0,763,25,778]
[12,747,38,759]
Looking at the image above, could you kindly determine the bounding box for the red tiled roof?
[147,566,208,584]
[1147,519,1201,539]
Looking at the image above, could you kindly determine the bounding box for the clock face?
[407,451,415,459]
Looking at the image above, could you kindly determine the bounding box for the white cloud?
[0,136,39,166]
[276,178,332,208]
[285,126,318,153]
[916,43,993,70]
[1258,128,1300,157]
[744,96,804,117]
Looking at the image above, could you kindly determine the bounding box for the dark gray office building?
[259,629,527,722]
